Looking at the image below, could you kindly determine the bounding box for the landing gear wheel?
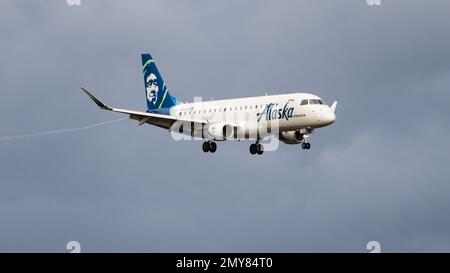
[202,142,210,153]
[302,143,311,150]
[209,142,217,153]
[249,144,257,155]
[256,144,264,155]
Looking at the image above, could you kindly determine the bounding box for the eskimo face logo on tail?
[257,103,294,122]
[146,73,159,104]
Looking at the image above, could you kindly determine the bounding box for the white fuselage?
[170,93,336,141]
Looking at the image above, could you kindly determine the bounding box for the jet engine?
[279,130,304,144]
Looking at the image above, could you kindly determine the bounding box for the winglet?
[330,101,338,113]
[81,87,112,111]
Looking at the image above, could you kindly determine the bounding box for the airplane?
[82,53,337,155]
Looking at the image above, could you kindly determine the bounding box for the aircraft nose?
[322,110,336,126]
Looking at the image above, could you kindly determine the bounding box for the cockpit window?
[309,99,324,105]
[300,99,308,106]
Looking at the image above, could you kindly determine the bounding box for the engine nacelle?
[206,122,234,140]
[279,130,304,144]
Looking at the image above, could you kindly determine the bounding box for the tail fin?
[141,54,180,113]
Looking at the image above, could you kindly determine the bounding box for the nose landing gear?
[301,142,311,150]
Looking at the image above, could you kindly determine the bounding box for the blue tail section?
[141,54,180,114]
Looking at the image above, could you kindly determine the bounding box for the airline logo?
[145,73,159,105]
[257,103,294,122]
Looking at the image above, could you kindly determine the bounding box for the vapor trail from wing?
[0,118,127,142]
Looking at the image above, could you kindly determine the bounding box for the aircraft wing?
[81,88,206,130]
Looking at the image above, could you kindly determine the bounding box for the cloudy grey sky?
[1,0,450,252]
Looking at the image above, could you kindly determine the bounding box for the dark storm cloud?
[0,0,450,252]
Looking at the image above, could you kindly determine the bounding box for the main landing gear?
[249,141,264,155]
[202,141,217,153]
